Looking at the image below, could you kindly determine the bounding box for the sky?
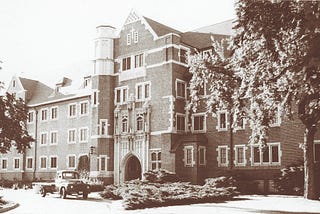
[0,0,236,89]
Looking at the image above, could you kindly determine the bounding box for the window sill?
[217,128,228,132]
[191,130,206,134]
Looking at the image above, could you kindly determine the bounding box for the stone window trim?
[270,106,282,127]
[79,127,89,143]
[133,31,139,43]
[40,108,49,122]
[114,86,129,105]
[50,106,59,120]
[250,142,282,166]
[13,157,21,170]
[79,101,89,116]
[150,149,161,170]
[216,110,229,132]
[1,158,8,170]
[67,129,77,144]
[198,146,207,166]
[217,145,229,167]
[191,113,206,133]
[233,116,246,131]
[49,130,58,145]
[175,79,187,99]
[49,155,58,169]
[126,33,131,45]
[176,113,186,132]
[92,90,99,107]
[136,114,144,132]
[26,156,33,170]
[98,155,109,172]
[183,145,195,167]
[84,77,91,88]
[135,81,151,101]
[178,46,189,65]
[314,140,320,162]
[40,132,48,146]
[27,110,35,124]
[99,119,108,136]
[68,103,77,118]
[234,145,247,166]
[66,154,77,169]
[122,116,128,133]
[39,156,47,170]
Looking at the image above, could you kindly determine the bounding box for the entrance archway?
[124,155,142,181]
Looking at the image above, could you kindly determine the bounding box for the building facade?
[1,10,320,192]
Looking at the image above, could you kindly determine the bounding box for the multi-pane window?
[314,141,320,162]
[217,146,228,167]
[115,87,128,104]
[99,156,107,171]
[235,145,246,166]
[151,150,161,170]
[28,111,34,123]
[136,116,143,131]
[176,80,186,98]
[93,91,98,106]
[136,82,151,101]
[137,85,142,100]
[270,107,281,127]
[68,155,76,168]
[40,133,47,145]
[123,88,127,102]
[14,158,20,169]
[40,157,47,169]
[41,109,48,121]
[80,102,88,115]
[51,107,58,120]
[50,157,57,168]
[50,131,58,145]
[100,120,107,135]
[122,57,131,71]
[126,34,131,45]
[184,146,194,167]
[176,114,186,131]
[122,117,128,133]
[80,128,88,142]
[68,129,76,143]
[134,53,143,68]
[199,146,206,166]
[192,114,205,132]
[69,104,76,117]
[251,143,281,165]
[133,31,138,43]
[26,157,33,169]
[179,49,187,63]
[217,111,228,131]
[116,89,121,103]
[1,159,7,170]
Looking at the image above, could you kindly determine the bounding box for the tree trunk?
[303,125,317,199]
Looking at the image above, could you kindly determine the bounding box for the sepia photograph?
[0,0,320,213]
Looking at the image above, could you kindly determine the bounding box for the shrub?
[143,170,180,183]
[0,179,14,188]
[274,164,304,195]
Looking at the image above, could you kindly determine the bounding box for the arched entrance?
[124,155,142,181]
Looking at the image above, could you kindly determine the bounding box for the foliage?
[77,155,90,179]
[0,93,34,153]
[143,170,180,183]
[275,164,304,196]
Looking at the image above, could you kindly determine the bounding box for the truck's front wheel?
[83,192,88,199]
[60,188,67,199]
[40,187,46,197]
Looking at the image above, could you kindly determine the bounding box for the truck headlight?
[70,185,74,189]
[87,186,90,189]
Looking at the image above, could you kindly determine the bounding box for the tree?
[188,0,320,199]
[78,155,90,179]
[0,92,33,153]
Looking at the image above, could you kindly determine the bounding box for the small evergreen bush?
[275,164,304,195]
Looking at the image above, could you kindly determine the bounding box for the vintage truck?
[34,170,91,199]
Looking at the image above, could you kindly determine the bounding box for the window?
[126,34,131,45]
[79,128,88,142]
[136,82,151,101]
[51,107,58,120]
[115,86,128,104]
[122,117,128,133]
[151,150,161,170]
[176,114,186,131]
[93,91,98,106]
[100,119,107,135]
[99,156,108,171]
[50,156,57,169]
[26,157,33,169]
[69,104,76,117]
[199,146,206,166]
[217,111,228,131]
[40,133,47,145]
[68,155,76,168]
[14,158,20,169]
[202,49,212,57]
[123,88,127,103]
[270,107,281,127]
[40,157,47,169]
[136,116,144,131]
[28,111,34,123]
[13,80,16,87]
[134,53,143,68]
[183,146,194,167]
[133,31,138,43]
[41,109,48,121]
[80,102,88,115]
[179,49,187,63]
[314,140,320,162]
[68,129,76,143]
[234,145,246,166]
[251,143,281,165]
[84,78,90,88]
[176,79,186,99]
[217,146,229,167]
[50,131,58,145]
[192,113,206,132]
[1,159,7,170]
[122,57,131,71]
[116,89,121,103]
[235,117,245,130]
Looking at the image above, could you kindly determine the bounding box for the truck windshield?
[62,172,79,179]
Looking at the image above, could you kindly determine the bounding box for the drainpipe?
[33,109,38,181]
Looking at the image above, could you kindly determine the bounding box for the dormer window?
[84,78,90,88]
[13,80,16,88]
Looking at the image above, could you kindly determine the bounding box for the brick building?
[1,10,320,192]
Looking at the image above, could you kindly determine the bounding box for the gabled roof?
[143,17,182,37]
[19,77,38,93]
[181,32,229,50]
